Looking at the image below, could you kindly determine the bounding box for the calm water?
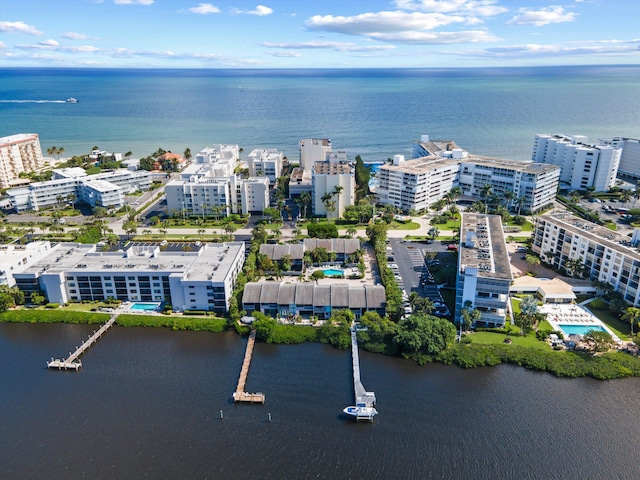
[1,323,639,479]
[1,66,640,161]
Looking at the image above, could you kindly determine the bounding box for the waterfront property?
[233,330,265,404]
[311,159,355,218]
[242,282,386,320]
[11,242,245,314]
[532,134,621,191]
[0,133,45,189]
[539,303,620,342]
[247,148,284,184]
[376,138,560,214]
[0,241,56,287]
[258,238,361,274]
[455,213,512,328]
[532,212,640,306]
[343,325,377,422]
[600,136,640,179]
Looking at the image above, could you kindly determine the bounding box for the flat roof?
[459,213,512,280]
[380,154,559,175]
[313,161,353,175]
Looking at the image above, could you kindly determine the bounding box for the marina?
[46,314,117,370]
[233,329,265,404]
[343,324,378,421]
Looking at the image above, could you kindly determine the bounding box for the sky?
[0,0,639,68]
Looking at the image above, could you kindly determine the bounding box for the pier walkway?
[47,314,117,370]
[233,330,265,404]
[351,327,376,409]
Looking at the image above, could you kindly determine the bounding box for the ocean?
[1,65,639,161]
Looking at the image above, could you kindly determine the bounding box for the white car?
[389,264,399,269]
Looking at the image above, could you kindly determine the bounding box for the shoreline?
[2,310,639,380]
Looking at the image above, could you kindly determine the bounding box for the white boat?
[343,404,378,421]
[66,97,78,103]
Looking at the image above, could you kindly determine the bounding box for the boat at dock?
[343,404,378,421]
[344,324,377,422]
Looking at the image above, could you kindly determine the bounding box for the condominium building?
[165,173,269,217]
[0,133,45,189]
[532,134,621,191]
[376,154,559,214]
[311,160,355,218]
[0,241,56,287]
[6,169,151,212]
[247,148,284,183]
[12,242,245,313]
[599,137,640,179]
[532,212,640,306]
[299,138,332,171]
[242,282,386,319]
[455,213,512,328]
[289,167,312,197]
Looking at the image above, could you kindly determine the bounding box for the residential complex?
[532,134,621,191]
[376,151,559,214]
[258,238,361,273]
[532,212,640,306]
[242,282,386,319]
[455,213,512,328]
[311,160,355,218]
[247,148,284,183]
[0,134,45,189]
[0,241,56,287]
[299,138,332,171]
[599,137,640,180]
[6,168,152,212]
[11,241,245,313]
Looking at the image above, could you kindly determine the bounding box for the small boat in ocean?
[66,97,78,103]
[343,404,378,421]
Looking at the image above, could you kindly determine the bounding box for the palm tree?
[197,228,206,240]
[515,196,527,216]
[503,190,516,211]
[346,225,358,238]
[479,184,493,213]
[300,192,311,219]
[621,307,640,336]
[333,185,344,219]
[321,193,333,219]
[427,226,439,240]
[270,228,281,242]
[620,189,633,203]
[524,254,540,274]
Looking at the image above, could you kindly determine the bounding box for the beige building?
[311,161,355,219]
[0,133,45,189]
[299,138,332,171]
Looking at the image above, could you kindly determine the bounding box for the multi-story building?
[0,133,45,189]
[455,213,512,328]
[299,138,332,171]
[532,134,621,191]
[165,173,269,217]
[242,282,386,319]
[289,167,312,197]
[12,242,245,313]
[0,241,56,287]
[247,148,283,183]
[6,169,151,212]
[599,137,640,179]
[532,212,640,306]
[311,160,355,218]
[376,153,559,214]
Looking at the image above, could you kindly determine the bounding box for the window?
[128,276,135,280]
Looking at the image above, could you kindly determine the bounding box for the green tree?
[621,307,640,336]
[30,291,46,305]
[479,184,493,213]
[393,313,456,359]
[582,330,614,353]
[333,185,344,220]
[525,254,540,274]
[346,225,358,238]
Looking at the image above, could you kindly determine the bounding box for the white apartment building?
[195,144,239,163]
[6,169,151,212]
[0,241,56,287]
[165,173,269,217]
[532,134,621,191]
[12,242,245,313]
[599,137,640,179]
[311,161,355,218]
[455,213,512,328]
[376,154,559,214]
[247,148,283,183]
[0,133,45,189]
[299,138,332,171]
[532,212,640,306]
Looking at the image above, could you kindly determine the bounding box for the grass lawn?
[467,330,549,349]
[429,217,461,230]
[584,301,632,340]
[511,297,521,316]
[387,221,421,230]
[133,233,225,241]
[538,319,554,331]
[503,219,534,231]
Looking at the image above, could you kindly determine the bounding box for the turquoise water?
[2,66,639,161]
[558,324,607,336]
[129,302,160,311]
[322,268,344,276]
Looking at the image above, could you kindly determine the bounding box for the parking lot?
[388,239,451,318]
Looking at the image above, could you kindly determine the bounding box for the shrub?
[307,223,339,239]
[45,303,60,309]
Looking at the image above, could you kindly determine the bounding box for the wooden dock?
[233,330,265,404]
[351,327,376,408]
[46,314,117,370]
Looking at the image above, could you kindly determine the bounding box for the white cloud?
[39,39,59,47]
[370,30,499,44]
[0,21,43,35]
[451,40,640,58]
[306,11,468,35]
[63,32,88,40]
[269,51,301,57]
[507,6,577,27]
[114,0,154,5]
[232,5,274,16]
[393,0,507,16]
[187,3,220,14]
[0,41,7,49]
[262,41,396,52]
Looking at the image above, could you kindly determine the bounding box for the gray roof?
[303,238,360,255]
[365,285,387,309]
[314,285,331,306]
[242,283,263,304]
[259,282,281,304]
[330,284,350,307]
[348,287,367,308]
[259,243,304,260]
[277,284,296,305]
[295,283,315,305]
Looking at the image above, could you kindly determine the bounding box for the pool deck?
[540,304,620,342]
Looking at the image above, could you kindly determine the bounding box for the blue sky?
[1,0,638,68]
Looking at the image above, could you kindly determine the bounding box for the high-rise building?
[247,148,284,183]
[299,138,332,171]
[599,137,640,180]
[532,134,621,191]
[0,133,45,189]
[311,161,355,218]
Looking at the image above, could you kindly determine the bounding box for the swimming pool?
[558,324,607,336]
[322,268,344,277]
[129,302,161,312]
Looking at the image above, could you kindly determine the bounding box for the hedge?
[0,310,110,324]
